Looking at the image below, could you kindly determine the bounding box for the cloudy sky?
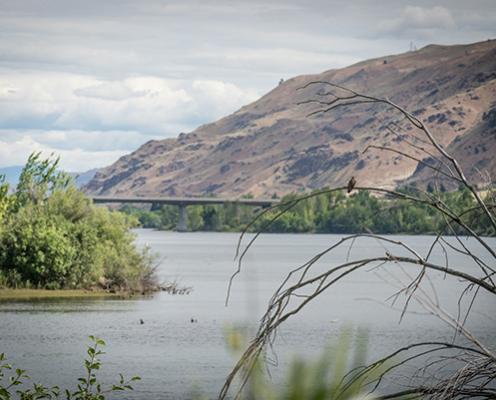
[0,0,494,171]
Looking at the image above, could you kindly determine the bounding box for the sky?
[0,0,495,171]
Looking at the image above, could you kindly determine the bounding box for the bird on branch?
[347,176,356,193]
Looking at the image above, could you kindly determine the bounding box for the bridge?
[90,196,279,231]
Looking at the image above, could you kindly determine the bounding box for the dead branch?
[220,82,496,400]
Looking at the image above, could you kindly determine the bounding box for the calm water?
[1,230,495,399]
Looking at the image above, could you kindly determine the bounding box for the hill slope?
[85,40,496,197]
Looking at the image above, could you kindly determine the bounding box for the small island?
[0,153,158,298]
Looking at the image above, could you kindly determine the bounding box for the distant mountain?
[85,39,496,197]
[0,166,98,190]
[69,169,99,188]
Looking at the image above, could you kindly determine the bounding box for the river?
[1,230,495,399]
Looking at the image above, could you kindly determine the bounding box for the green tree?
[0,154,156,291]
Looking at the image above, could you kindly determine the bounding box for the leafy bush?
[0,153,156,291]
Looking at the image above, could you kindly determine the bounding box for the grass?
[0,288,125,301]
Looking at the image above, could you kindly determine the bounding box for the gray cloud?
[0,73,257,133]
[0,130,160,152]
[0,0,494,170]
[74,82,148,101]
[378,6,455,38]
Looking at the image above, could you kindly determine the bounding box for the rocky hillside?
[85,39,496,197]
[407,107,496,189]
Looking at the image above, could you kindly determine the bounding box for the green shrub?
[0,205,77,288]
[0,153,156,291]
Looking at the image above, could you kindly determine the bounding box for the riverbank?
[120,188,494,237]
[0,288,126,301]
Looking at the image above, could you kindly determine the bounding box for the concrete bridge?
[90,196,279,231]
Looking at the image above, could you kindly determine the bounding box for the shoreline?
[0,288,130,301]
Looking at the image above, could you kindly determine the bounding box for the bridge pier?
[177,204,188,232]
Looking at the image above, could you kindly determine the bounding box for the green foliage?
[0,176,11,222]
[0,205,77,289]
[120,202,258,232]
[12,153,71,213]
[0,153,155,291]
[119,205,162,229]
[0,337,140,400]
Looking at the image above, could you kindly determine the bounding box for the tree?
[0,153,156,291]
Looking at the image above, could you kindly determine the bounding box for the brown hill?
[407,106,496,190]
[85,40,496,197]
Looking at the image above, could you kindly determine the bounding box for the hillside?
[85,40,496,197]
